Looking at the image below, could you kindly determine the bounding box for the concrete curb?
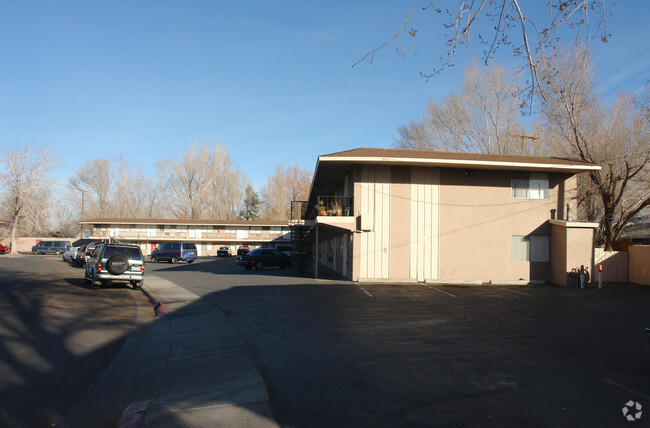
[118,400,153,428]
[141,284,170,319]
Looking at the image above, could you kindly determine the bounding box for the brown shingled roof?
[319,147,597,169]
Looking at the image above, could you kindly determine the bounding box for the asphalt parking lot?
[146,258,650,427]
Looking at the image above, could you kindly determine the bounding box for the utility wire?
[602,67,650,97]
[597,47,650,84]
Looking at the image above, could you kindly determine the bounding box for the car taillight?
[140,265,145,273]
[97,262,103,272]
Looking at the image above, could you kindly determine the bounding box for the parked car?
[31,240,72,255]
[75,244,87,265]
[269,244,291,254]
[217,246,231,257]
[236,248,291,270]
[0,244,8,253]
[150,242,197,264]
[62,246,79,262]
[84,243,145,289]
[81,241,105,267]
[237,245,250,256]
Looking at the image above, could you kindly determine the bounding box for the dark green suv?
[85,243,144,289]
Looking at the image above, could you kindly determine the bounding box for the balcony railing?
[314,196,353,218]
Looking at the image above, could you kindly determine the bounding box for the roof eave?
[317,155,601,173]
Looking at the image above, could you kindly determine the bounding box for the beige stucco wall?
[345,165,586,284]
[550,221,596,286]
[438,169,574,282]
[566,226,596,284]
[550,223,568,285]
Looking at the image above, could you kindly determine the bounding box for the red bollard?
[598,264,603,289]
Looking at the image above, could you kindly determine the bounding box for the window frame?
[512,234,550,263]
[511,172,550,200]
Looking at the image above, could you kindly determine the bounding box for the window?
[512,235,549,262]
[250,226,262,235]
[270,226,282,234]
[512,173,549,199]
[226,226,238,234]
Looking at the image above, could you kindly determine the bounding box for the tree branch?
[352,0,421,67]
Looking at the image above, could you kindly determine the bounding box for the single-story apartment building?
[293,148,601,286]
[78,218,291,257]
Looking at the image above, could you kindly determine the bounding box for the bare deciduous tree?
[355,1,615,106]
[207,142,246,220]
[539,47,650,249]
[395,62,540,155]
[156,142,247,220]
[260,166,313,220]
[113,156,159,219]
[69,158,113,218]
[50,191,82,237]
[0,143,60,254]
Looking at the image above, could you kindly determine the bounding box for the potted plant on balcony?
[333,201,342,216]
[343,206,351,216]
[318,200,327,216]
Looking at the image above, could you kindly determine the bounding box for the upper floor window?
[512,172,549,199]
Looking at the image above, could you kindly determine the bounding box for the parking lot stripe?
[356,284,373,297]
[423,284,457,298]
[602,378,650,401]
[489,285,534,297]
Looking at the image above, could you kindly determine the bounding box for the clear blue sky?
[1,1,648,192]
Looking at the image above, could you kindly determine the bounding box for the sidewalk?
[68,274,278,428]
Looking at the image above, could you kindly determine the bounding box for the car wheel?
[55,250,61,255]
[151,256,158,263]
[106,254,129,275]
[131,281,142,289]
[171,256,177,264]
[187,260,194,264]
[91,280,102,289]
[255,262,264,270]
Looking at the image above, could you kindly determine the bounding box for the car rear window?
[103,246,143,261]
[183,243,196,250]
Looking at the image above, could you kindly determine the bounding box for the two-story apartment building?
[79,218,291,256]
[294,148,600,286]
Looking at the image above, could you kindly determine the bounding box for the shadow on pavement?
[2,255,650,427]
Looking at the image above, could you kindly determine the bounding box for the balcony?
[313,196,353,218]
[312,196,355,232]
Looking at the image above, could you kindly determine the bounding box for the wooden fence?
[594,248,629,283]
[629,246,650,285]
